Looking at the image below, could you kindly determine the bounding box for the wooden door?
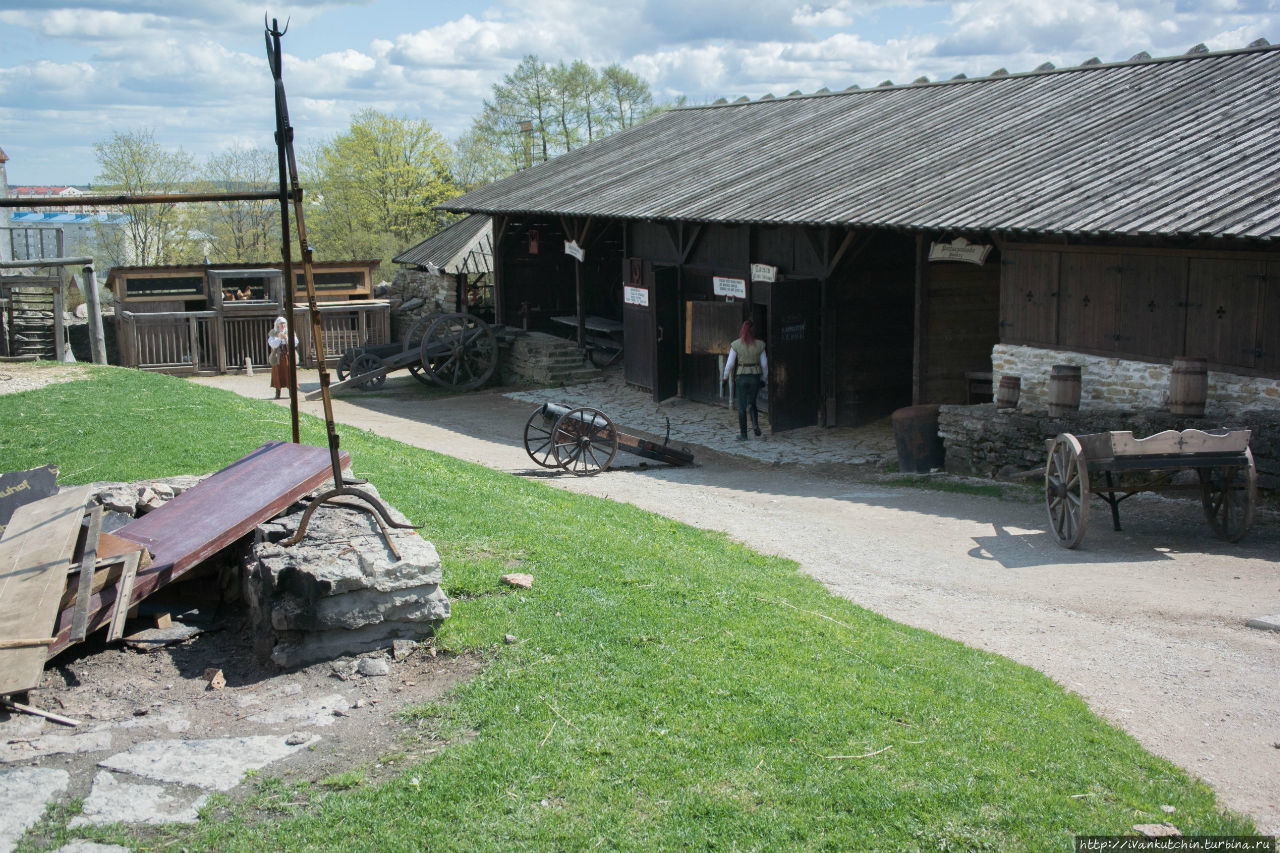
[622,258,653,390]
[999,249,1059,345]
[652,266,680,402]
[768,279,821,432]
[1185,258,1262,369]
[1058,253,1120,353]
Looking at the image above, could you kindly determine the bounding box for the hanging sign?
[713,276,747,299]
[750,263,777,283]
[624,285,649,307]
[928,237,992,265]
[564,239,585,262]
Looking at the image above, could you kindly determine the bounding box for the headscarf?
[274,316,288,331]
[739,320,755,346]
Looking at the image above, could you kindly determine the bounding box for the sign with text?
[564,239,585,262]
[624,285,649,307]
[713,276,747,299]
[0,465,58,536]
[928,237,992,265]
[750,263,777,283]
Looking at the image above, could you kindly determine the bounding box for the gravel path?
[179,368,1275,833]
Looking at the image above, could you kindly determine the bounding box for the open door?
[768,278,821,432]
[652,265,679,402]
[621,259,680,401]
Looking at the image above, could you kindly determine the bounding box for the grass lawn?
[0,365,1255,851]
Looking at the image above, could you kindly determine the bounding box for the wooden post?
[188,314,200,371]
[81,264,107,365]
[214,310,227,372]
[52,277,67,362]
[912,234,927,406]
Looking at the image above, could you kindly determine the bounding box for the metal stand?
[266,17,418,555]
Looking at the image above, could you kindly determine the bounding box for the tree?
[304,109,458,266]
[456,56,660,187]
[92,129,198,266]
[197,144,277,264]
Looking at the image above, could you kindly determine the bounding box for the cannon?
[523,402,695,476]
[325,312,499,394]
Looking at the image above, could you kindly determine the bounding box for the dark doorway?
[621,260,680,401]
[652,265,679,402]
[767,279,821,432]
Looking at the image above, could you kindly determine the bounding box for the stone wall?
[991,344,1280,413]
[938,403,1280,491]
[384,268,453,341]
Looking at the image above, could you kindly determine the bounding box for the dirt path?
[192,370,1280,832]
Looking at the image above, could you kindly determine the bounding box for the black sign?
[0,465,59,536]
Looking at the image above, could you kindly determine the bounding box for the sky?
[0,0,1275,185]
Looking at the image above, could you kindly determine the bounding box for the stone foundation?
[244,485,450,668]
[385,268,453,341]
[938,404,1280,491]
[991,344,1280,413]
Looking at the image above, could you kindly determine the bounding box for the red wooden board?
[48,442,349,658]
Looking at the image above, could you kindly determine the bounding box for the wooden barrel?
[995,375,1021,409]
[1047,365,1081,417]
[1169,356,1208,416]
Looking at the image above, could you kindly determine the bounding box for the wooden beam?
[105,551,141,644]
[825,230,864,278]
[0,486,90,696]
[69,505,103,643]
[0,190,280,209]
[912,234,928,405]
[680,224,704,264]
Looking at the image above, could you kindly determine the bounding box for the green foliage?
[93,128,199,267]
[304,109,459,270]
[457,55,660,185]
[195,143,278,264]
[0,368,1256,851]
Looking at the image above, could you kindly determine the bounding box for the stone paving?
[503,367,899,467]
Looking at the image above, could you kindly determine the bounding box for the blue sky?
[0,0,1274,184]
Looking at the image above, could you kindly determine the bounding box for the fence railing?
[117,301,390,373]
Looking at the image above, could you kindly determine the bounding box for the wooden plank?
[105,551,140,643]
[1110,428,1251,458]
[69,505,103,643]
[0,486,90,696]
[47,442,348,657]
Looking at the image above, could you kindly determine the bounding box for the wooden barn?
[109,260,389,373]
[441,41,1280,431]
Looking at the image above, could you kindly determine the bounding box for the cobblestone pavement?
[504,368,898,467]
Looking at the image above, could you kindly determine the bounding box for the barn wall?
[920,249,1001,404]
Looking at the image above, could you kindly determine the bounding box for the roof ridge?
[679,39,1278,110]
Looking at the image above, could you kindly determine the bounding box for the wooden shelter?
[394,214,495,318]
[109,260,390,373]
[442,41,1280,431]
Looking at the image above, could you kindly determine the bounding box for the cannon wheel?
[1198,448,1256,542]
[1045,433,1090,548]
[336,350,358,383]
[349,353,386,391]
[523,405,561,469]
[552,407,618,476]
[402,312,444,387]
[419,313,498,390]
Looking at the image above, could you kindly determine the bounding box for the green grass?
[0,365,1255,851]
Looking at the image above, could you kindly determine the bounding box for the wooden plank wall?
[920,252,1001,404]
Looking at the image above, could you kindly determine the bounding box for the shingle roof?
[441,44,1280,242]
[393,214,492,273]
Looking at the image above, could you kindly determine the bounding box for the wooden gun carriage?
[523,402,694,476]
[1044,428,1256,548]
[321,312,499,395]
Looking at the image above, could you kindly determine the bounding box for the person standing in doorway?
[722,320,767,440]
[267,316,298,399]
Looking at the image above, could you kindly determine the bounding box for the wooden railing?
[117,301,390,373]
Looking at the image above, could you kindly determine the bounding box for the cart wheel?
[336,350,358,383]
[523,405,561,469]
[1197,448,1256,542]
[402,313,443,387]
[419,313,498,391]
[1045,433,1090,548]
[552,407,618,476]
[350,353,386,390]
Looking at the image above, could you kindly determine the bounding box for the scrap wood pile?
[0,442,349,714]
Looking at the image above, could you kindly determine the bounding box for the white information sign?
[624,285,649,306]
[750,263,777,283]
[928,237,992,265]
[713,276,747,299]
[564,239,585,262]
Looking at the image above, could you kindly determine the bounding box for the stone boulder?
[244,485,450,668]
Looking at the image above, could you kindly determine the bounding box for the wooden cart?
[1044,428,1256,548]
[523,402,694,476]
[322,312,498,394]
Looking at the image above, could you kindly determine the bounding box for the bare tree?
[92,128,197,266]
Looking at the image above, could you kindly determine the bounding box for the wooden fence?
[117,302,390,373]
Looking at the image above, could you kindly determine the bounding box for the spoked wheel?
[336,350,358,383]
[1045,433,1090,548]
[402,313,443,387]
[523,405,560,469]
[1197,448,1256,542]
[552,407,619,476]
[418,313,498,390]
[349,353,386,390]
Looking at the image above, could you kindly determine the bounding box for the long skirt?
[270,354,295,391]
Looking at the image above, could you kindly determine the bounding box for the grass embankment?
[0,365,1254,851]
